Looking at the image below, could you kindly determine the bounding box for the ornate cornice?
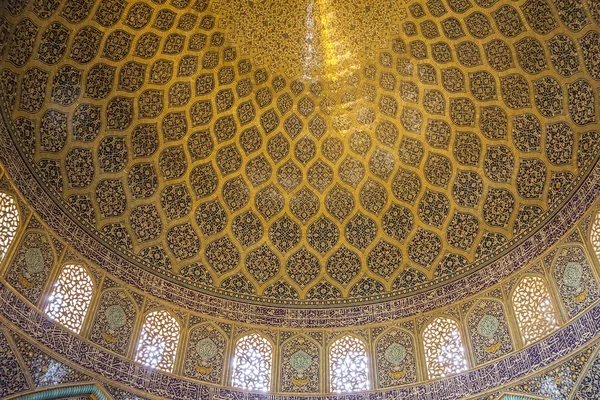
[0,281,599,399]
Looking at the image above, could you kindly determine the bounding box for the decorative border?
[11,384,110,400]
[1,96,600,328]
[1,280,599,400]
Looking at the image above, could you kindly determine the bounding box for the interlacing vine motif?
[512,276,559,345]
[329,336,370,393]
[135,310,180,372]
[423,317,468,379]
[0,192,19,263]
[44,264,93,334]
[231,333,273,391]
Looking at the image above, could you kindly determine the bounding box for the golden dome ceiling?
[1,0,599,306]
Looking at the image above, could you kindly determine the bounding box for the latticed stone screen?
[512,276,559,345]
[135,310,180,372]
[423,317,468,379]
[231,333,273,391]
[45,264,93,333]
[329,335,370,392]
[0,192,19,263]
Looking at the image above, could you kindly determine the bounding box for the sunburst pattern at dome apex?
[1,0,599,306]
[213,0,408,81]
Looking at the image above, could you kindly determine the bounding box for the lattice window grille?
[423,317,468,379]
[135,310,180,372]
[329,335,370,393]
[45,264,93,333]
[0,192,19,264]
[231,333,273,391]
[512,276,559,345]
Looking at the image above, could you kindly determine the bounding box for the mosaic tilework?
[1,343,596,400]
[475,346,597,400]
[280,335,320,393]
[89,289,137,356]
[1,104,599,326]
[183,323,227,385]
[573,347,600,399]
[1,0,598,307]
[0,329,29,397]
[466,300,514,365]
[551,245,600,318]
[1,280,600,399]
[4,229,55,304]
[13,333,92,388]
[375,329,417,388]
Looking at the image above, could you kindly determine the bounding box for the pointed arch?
[89,288,138,356]
[374,327,417,387]
[5,229,56,304]
[512,275,559,345]
[551,244,600,318]
[183,322,227,384]
[135,310,180,372]
[465,298,514,365]
[231,332,273,391]
[0,191,20,264]
[280,334,321,393]
[44,263,94,334]
[328,334,370,392]
[422,316,468,379]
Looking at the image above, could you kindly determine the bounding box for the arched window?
[231,333,272,391]
[329,335,369,393]
[135,310,180,372]
[591,212,600,260]
[512,276,559,345]
[44,264,93,333]
[423,317,468,379]
[0,192,19,263]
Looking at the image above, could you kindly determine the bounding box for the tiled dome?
[1,0,599,307]
[0,0,600,398]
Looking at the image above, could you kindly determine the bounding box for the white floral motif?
[477,315,499,338]
[384,343,407,365]
[196,338,218,361]
[105,304,126,330]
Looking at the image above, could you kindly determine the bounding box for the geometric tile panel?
[0,1,599,307]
